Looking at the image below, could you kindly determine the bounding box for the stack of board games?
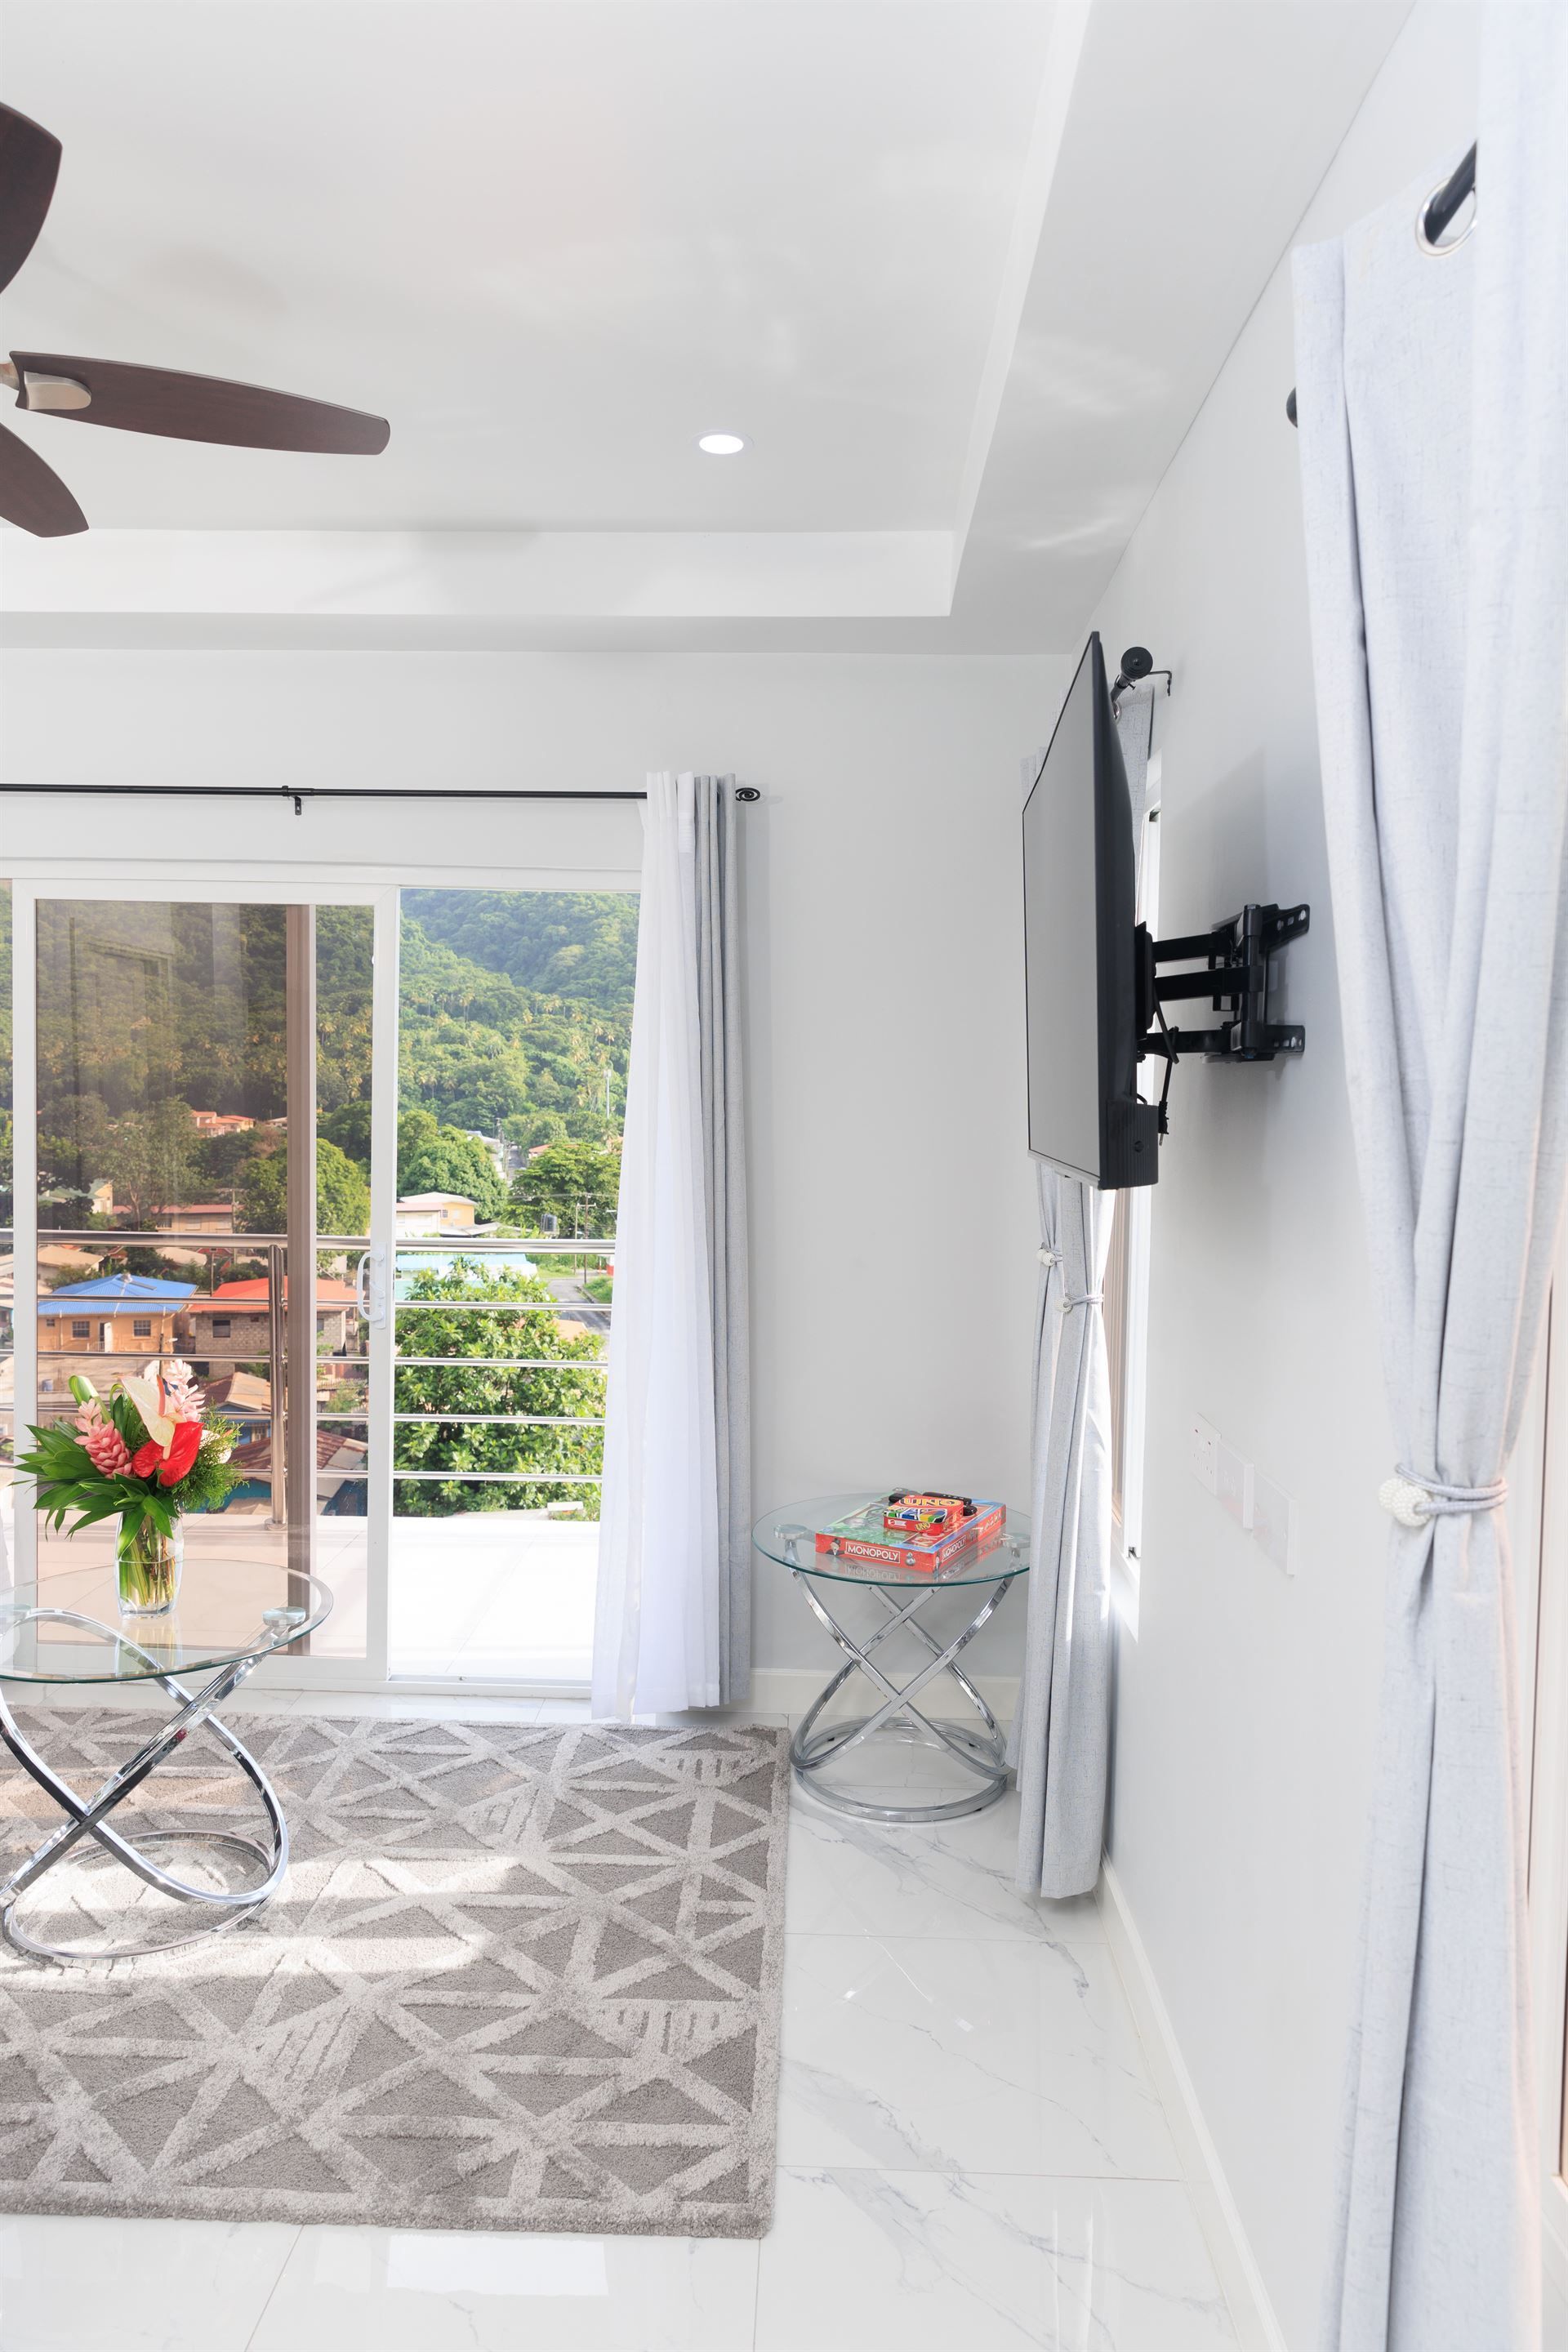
[815,1490,1005,1574]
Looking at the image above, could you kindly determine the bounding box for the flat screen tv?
[1022,632,1160,1189]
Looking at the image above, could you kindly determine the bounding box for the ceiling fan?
[0,101,390,537]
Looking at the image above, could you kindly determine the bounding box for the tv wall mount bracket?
[1137,902,1309,1134]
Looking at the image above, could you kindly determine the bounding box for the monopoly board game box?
[814,1492,1005,1574]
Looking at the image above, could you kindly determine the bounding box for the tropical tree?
[319,1100,372,1169]
[393,1258,605,1517]
[509,1139,621,1236]
[501,1110,567,1153]
[236,1136,371,1236]
[95,1102,198,1229]
[396,1106,506,1220]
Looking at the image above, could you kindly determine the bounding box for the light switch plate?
[1190,1414,1219,1495]
[1218,1443,1254,1530]
[1251,1471,1296,1575]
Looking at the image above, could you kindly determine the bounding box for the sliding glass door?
[0,866,635,1697]
[6,883,386,1677]
[387,886,629,1683]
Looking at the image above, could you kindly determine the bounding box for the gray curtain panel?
[693,776,752,1708]
[1294,13,1568,2347]
[1012,683,1154,1901]
[1011,1162,1113,1900]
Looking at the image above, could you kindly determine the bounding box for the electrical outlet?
[1218,1442,1254,1530]
[1251,1471,1296,1575]
[1190,1414,1218,1495]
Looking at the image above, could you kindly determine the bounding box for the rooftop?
[38,1276,195,1314]
[186,1277,359,1307]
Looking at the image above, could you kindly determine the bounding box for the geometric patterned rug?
[0,1712,789,2238]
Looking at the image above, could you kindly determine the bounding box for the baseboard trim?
[1098,1856,1287,2352]
[1544,2176,1568,2305]
[746,1667,1019,1720]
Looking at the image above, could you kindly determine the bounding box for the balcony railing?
[0,1227,612,1522]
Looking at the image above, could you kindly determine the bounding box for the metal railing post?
[284,906,316,1638]
[266,1243,286,1530]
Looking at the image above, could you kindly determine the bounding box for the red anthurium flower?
[158,1419,203,1486]
[131,1419,203,1487]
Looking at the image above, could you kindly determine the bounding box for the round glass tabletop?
[752,1494,1031,1588]
[0,1557,334,1684]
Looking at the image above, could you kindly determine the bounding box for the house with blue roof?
[37,1273,195,1396]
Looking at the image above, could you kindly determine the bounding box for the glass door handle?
[355,1248,388,1329]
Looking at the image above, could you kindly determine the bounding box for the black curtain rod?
[1285,140,1476,427]
[0,782,761,815]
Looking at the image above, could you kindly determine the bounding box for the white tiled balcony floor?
[386,1515,598,1683]
[305,1509,599,1680]
[0,1689,1241,2352]
[2,1504,601,1686]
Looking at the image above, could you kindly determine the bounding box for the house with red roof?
[181,1275,359,1367]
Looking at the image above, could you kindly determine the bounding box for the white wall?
[1081,7,1477,2343]
[0,648,1063,1678]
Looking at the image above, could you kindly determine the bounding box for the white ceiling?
[1,0,1053,530]
[0,0,1411,648]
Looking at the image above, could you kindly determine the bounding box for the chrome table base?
[0,1611,287,1962]
[790,1567,1023,1824]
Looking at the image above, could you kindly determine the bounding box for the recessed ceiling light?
[697,432,747,457]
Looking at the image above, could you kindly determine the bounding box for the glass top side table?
[753,1494,1030,1824]
[0,1555,332,1962]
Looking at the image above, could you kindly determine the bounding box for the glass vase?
[116,1517,182,1616]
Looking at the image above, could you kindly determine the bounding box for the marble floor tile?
[755,2170,1236,2352]
[790,1714,1016,1816]
[246,2222,760,2352]
[777,1933,1178,2180]
[0,2214,298,2350]
[0,1685,1243,2352]
[786,1787,1104,1949]
[287,1690,548,1723]
[529,1695,595,1723]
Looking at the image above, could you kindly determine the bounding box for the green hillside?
[16,891,634,1229]
[398,893,635,1143]
[403,890,637,1009]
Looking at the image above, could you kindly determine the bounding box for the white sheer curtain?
[1011,1165,1113,1898]
[593,772,750,1718]
[1294,11,1568,2345]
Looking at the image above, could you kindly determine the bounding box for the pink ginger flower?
[74,1400,132,1477]
[154,1359,205,1421]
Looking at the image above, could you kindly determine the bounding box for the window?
[70,1320,90,1339]
[212,1317,232,1338]
[132,1318,152,1338]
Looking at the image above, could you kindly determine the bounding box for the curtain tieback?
[1378,1469,1508,1528]
[1060,1291,1102,1314]
[1038,1247,1061,1269]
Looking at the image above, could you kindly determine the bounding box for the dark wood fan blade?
[10,353,390,454]
[0,420,86,535]
[0,105,62,295]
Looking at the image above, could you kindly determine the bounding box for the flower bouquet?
[17,1361,239,1615]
